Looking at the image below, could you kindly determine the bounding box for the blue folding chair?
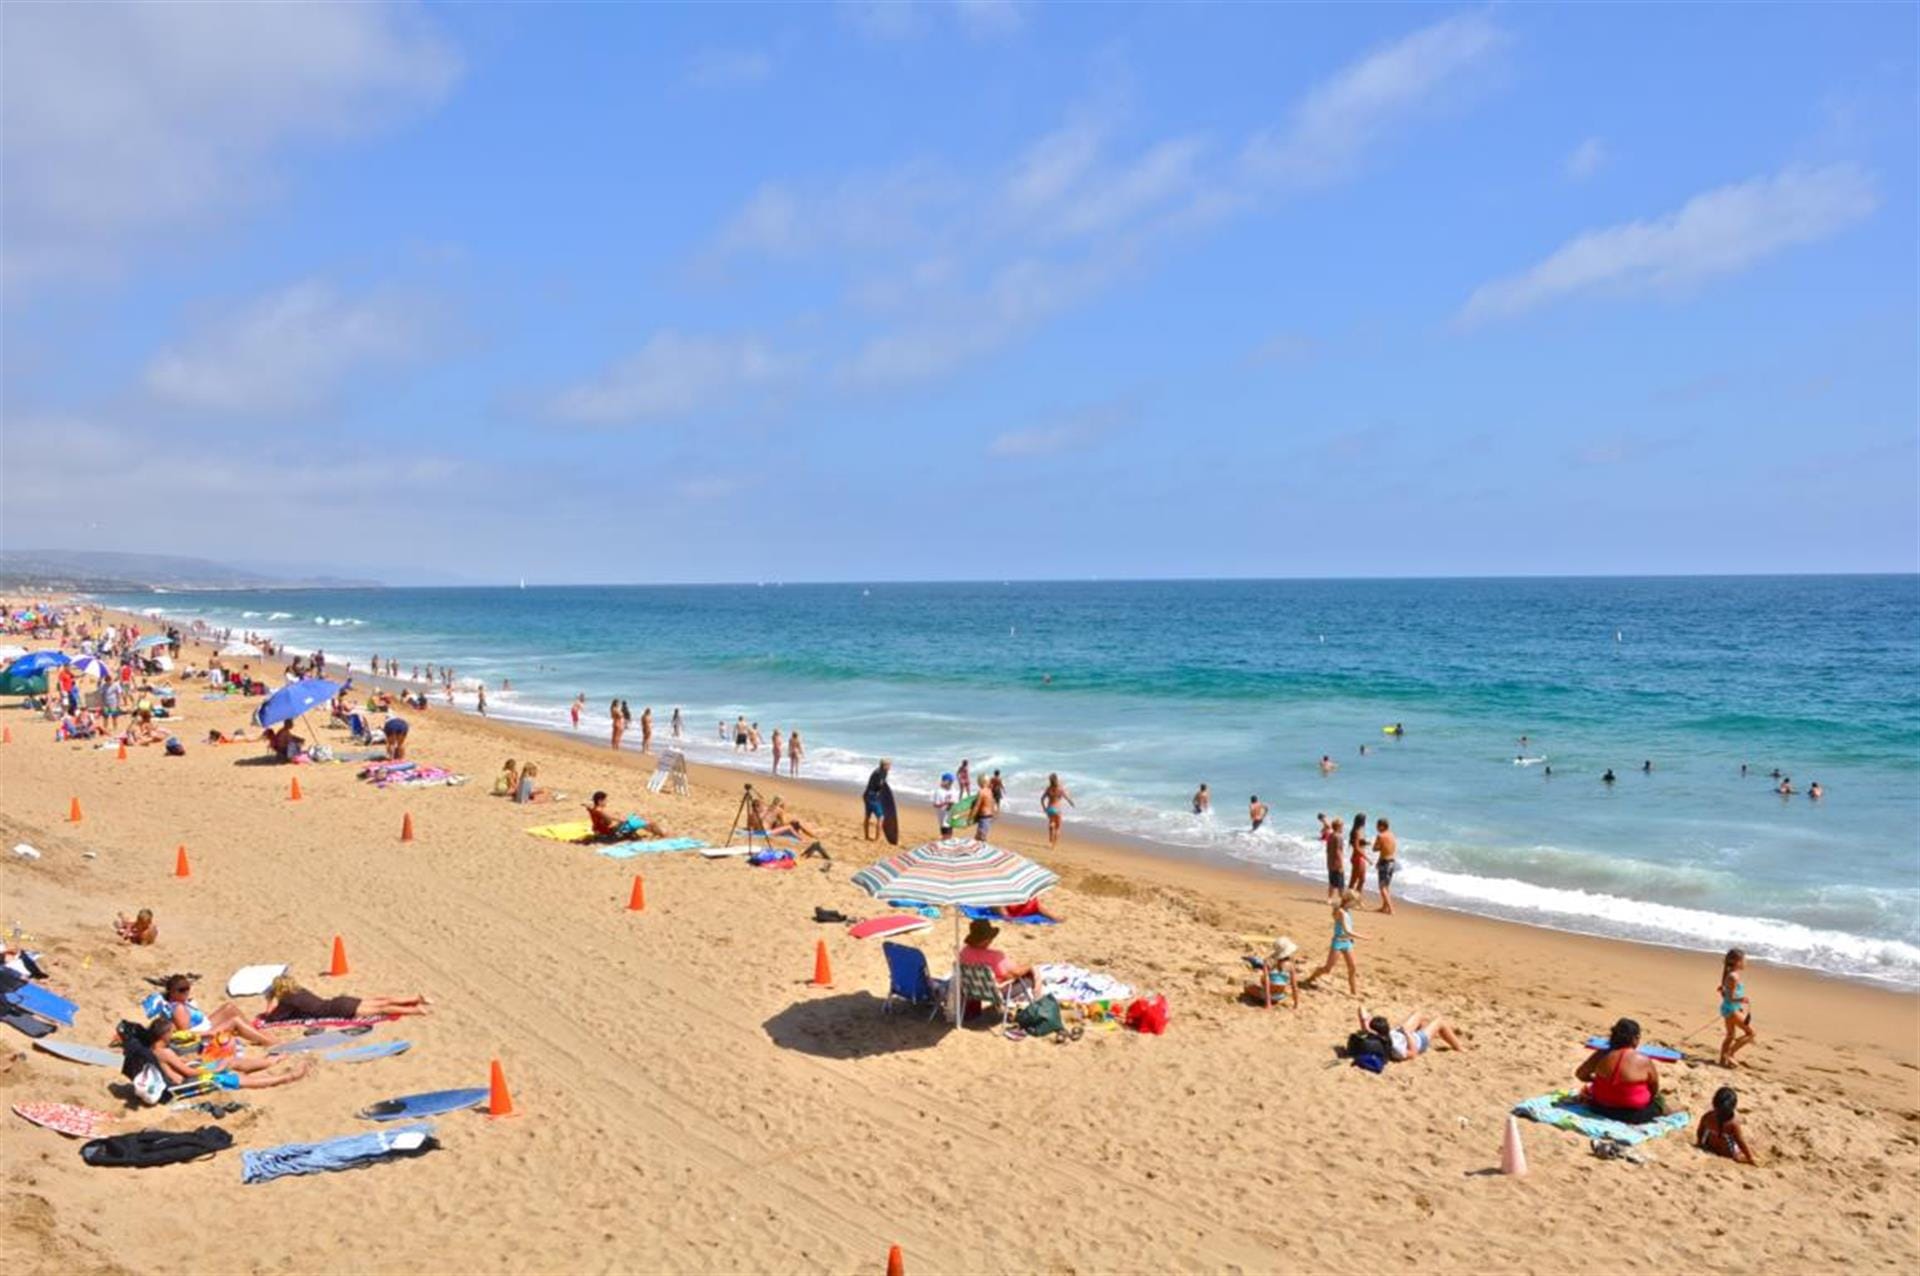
[880,942,941,1020]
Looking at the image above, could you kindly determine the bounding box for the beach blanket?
[961,905,1058,927]
[1035,963,1134,1005]
[242,1122,438,1184]
[595,838,710,859]
[1512,1092,1691,1145]
[525,821,596,843]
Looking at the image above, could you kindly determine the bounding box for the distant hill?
[0,549,381,592]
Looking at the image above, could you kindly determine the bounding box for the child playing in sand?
[1718,948,1757,1067]
[1301,890,1363,995]
[114,908,157,945]
[1243,935,1300,1010]
[1697,1086,1758,1165]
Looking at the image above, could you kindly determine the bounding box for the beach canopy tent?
[6,651,70,678]
[851,837,1058,1024]
[255,678,341,729]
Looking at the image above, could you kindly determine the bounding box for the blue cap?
[941,772,955,783]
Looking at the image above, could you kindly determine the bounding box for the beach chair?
[958,962,1029,1026]
[647,750,688,797]
[881,942,942,1020]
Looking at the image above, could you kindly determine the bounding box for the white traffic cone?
[1501,1114,1529,1176]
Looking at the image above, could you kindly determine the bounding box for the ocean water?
[109,577,1920,988]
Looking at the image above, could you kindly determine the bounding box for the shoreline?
[3,596,1917,1273]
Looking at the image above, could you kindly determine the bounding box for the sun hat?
[964,918,999,946]
[1270,936,1299,960]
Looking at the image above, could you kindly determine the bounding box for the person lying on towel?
[580,791,675,843]
[261,976,431,1022]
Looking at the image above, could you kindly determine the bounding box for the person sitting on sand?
[260,975,430,1022]
[959,918,1043,1000]
[1358,1006,1463,1059]
[1300,890,1364,996]
[492,758,520,797]
[142,1018,312,1091]
[581,791,670,842]
[761,796,822,841]
[265,722,304,761]
[1696,1086,1758,1165]
[155,973,275,1047]
[1576,1017,1665,1123]
[1243,935,1300,1010]
[513,762,558,804]
[114,908,157,946]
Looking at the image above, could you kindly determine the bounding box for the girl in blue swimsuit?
[1718,948,1756,1068]
[1302,890,1365,996]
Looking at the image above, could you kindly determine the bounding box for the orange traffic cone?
[627,876,646,911]
[2,725,11,744]
[488,1059,515,1117]
[887,1244,905,1276]
[326,935,350,977]
[811,939,833,987]
[174,845,191,878]
[67,796,83,823]
[289,776,303,801]
[1500,1115,1529,1176]
[116,740,128,761]
[400,812,415,842]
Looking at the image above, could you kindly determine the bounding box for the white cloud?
[687,48,773,88]
[144,281,437,416]
[987,400,1131,457]
[1,2,458,284]
[1459,164,1878,325]
[1564,136,1608,181]
[1243,12,1506,186]
[548,332,799,425]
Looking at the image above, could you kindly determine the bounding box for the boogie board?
[848,915,934,941]
[949,794,977,827]
[326,1040,411,1063]
[13,1101,113,1139]
[1,980,77,1026]
[697,845,754,859]
[881,784,900,846]
[33,1038,121,1067]
[2,1009,56,1038]
[227,964,289,997]
[1584,1036,1683,1062]
[269,1029,372,1055]
[359,1086,489,1122]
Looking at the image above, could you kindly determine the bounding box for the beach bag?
[81,1126,232,1168]
[1014,994,1064,1038]
[1124,994,1169,1035]
[1345,1031,1391,1069]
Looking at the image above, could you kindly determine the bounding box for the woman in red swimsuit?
[1576,1017,1664,1123]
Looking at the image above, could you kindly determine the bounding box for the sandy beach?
[2,603,1916,1275]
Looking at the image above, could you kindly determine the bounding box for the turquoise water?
[111,576,1920,987]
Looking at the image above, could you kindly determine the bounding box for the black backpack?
[1345,1030,1392,1061]
[81,1127,233,1168]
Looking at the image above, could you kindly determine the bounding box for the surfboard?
[881,785,900,846]
[1513,756,1547,767]
[268,1029,372,1055]
[2,1008,56,1038]
[1584,1036,1683,1062]
[848,915,934,941]
[698,845,754,858]
[359,1086,490,1122]
[325,1040,412,1063]
[33,1038,120,1067]
[226,964,288,997]
[13,1101,113,1139]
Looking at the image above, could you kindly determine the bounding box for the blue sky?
[3,2,1914,584]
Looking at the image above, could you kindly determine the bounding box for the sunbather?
[156,973,275,1047]
[1576,1017,1666,1123]
[1357,1006,1463,1058]
[143,1018,312,1091]
[581,791,674,842]
[759,796,821,840]
[114,908,158,946]
[260,976,430,1022]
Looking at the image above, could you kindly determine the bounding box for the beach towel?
[595,838,710,859]
[960,905,1058,927]
[1512,1092,1691,1145]
[885,900,944,918]
[241,1123,438,1184]
[1035,963,1135,1005]
[525,821,596,843]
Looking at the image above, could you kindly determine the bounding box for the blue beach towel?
[241,1122,439,1184]
[960,905,1058,927]
[885,900,943,918]
[595,837,709,859]
[1512,1092,1691,1145]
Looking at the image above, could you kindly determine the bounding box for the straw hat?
[964,918,999,946]
[1270,936,1299,961]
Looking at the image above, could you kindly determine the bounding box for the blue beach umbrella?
[133,635,170,651]
[5,651,70,678]
[255,678,341,728]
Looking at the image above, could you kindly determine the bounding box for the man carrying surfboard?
[863,760,892,842]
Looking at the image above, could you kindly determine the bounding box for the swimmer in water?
[1642,760,1653,773]
[1319,755,1338,774]
[1192,784,1210,815]
[1544,765,1552,777]
[1777,777,1794,796]
[1808,781,1823,800]
[1249,795,1268,832]
[1602,769,1617,785]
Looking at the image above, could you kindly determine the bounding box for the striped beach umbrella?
[851,838,1057,1024]
[69,656,110,679]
